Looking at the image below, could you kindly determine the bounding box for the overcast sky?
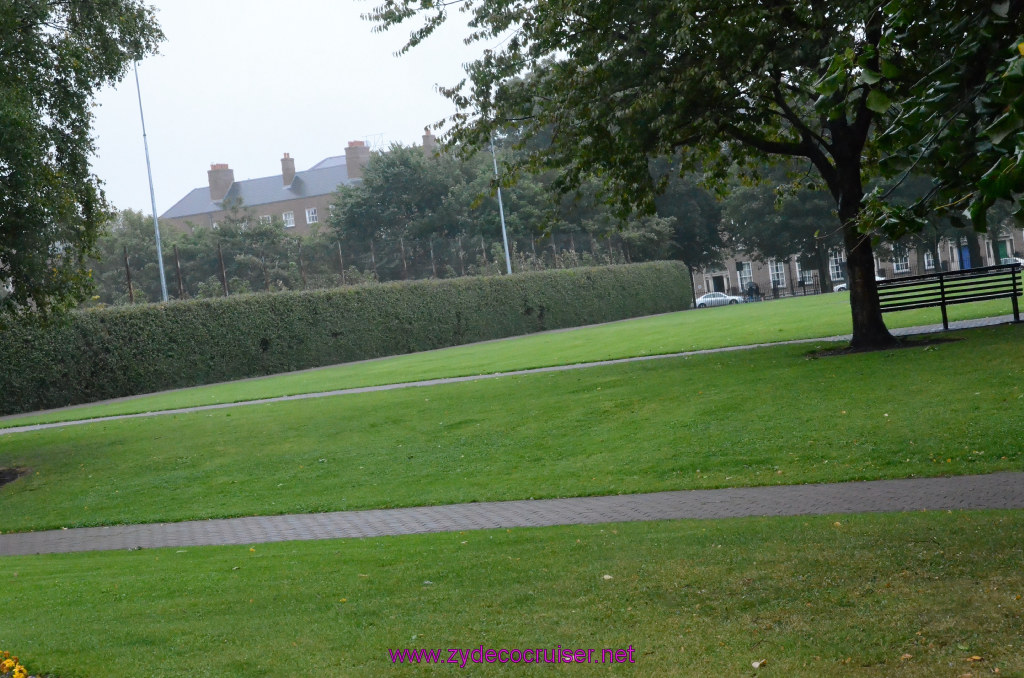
[91,0,485,215]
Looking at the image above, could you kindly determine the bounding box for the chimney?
[422,127,437,158]
[344,140,370,180]
[207,163,234,202]
[281,153,296,187]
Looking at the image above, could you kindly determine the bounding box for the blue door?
[960,246,971,269]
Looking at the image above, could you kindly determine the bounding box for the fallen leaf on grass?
[965,656,983,662]
[900,654,912,660]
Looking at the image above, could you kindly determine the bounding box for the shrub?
[0,262,690,414]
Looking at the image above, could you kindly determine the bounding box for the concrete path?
[2,472,1021,556]
[0,314,1016,437]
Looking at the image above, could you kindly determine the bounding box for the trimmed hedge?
[0,261,691,415]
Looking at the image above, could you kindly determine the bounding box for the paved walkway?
[2,472,1021,556]
[0,314,1016,437]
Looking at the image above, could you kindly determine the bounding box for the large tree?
[0,0,162,320]
[866,1,1024,233]
[371,0,1019,348]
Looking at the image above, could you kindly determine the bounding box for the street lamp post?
[134,62,168,302]
[489,136,513,276]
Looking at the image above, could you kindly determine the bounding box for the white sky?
[91,0,484,214]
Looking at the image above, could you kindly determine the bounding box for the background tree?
[654,170,726,297]
[721,162,840,291]
[372,0,1017,348]
[331,144,463,279]
[91,209,168,304]
[0,0,162,320]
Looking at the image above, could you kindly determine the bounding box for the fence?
[95,231,649,306]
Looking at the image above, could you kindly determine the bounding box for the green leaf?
[984,111,1023,145]
[967,202,988,231]
[815,71,844,97]
[865,89,892,114]
[1003,57,1024,83]
[859,69,883,85]
[880,60,901,79]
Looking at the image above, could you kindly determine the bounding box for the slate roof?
[161,158,356,219]
[309,155,347,170]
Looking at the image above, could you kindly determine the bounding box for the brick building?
[695,227,1024,299]
[159,140,373,235]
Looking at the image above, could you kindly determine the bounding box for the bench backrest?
[877,264,1022,313]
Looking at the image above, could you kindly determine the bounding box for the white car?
[695,292,744,308]
[834,275,886,292]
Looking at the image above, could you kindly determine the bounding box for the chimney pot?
[344,140,371,180]
[422,127,437,157]
[208,163,234,201]
[281,153,296,187]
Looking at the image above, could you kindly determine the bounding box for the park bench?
[877,263,1022,330]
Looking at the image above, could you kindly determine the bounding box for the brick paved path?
[2,472,1021,556]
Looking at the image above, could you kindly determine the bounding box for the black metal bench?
[877,263,1022,330]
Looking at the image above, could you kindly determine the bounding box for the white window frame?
[259,215,272,225]
[795,262,815,285]
[305,207,318,224]
[829,251,847,282]
[893,252,910,274]
[923,250,935,270]
[282,211,295,228]
[736,261,753,290]
[768,260,785,288]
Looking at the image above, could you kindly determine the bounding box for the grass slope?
[1,293,1016,427]
[3,511,1022,677]
[1,324,1021,533]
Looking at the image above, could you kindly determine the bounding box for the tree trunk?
[815,241,832,294]
[966,231,983,268]
[336,241,346,285]
[839,203,895,349]
[685,263,697,308]
[123,246,134,304]
[173,245,185,298]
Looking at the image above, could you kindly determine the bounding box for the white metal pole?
[490,136,513,275]
[134,62,168,302]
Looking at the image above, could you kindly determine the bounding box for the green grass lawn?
[1,292,1016,427]
[3,511,1022,677]
[2,324,1021,533]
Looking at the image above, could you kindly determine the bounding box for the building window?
[893,252,910,274]
[769,260,785,288]
[305,207,318,224]
[737,261,753,290]
[259,215,272,225]
[795,262,815,285]
[283,211,295,228]
[924,250,935,270]
[829,251,847,282]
